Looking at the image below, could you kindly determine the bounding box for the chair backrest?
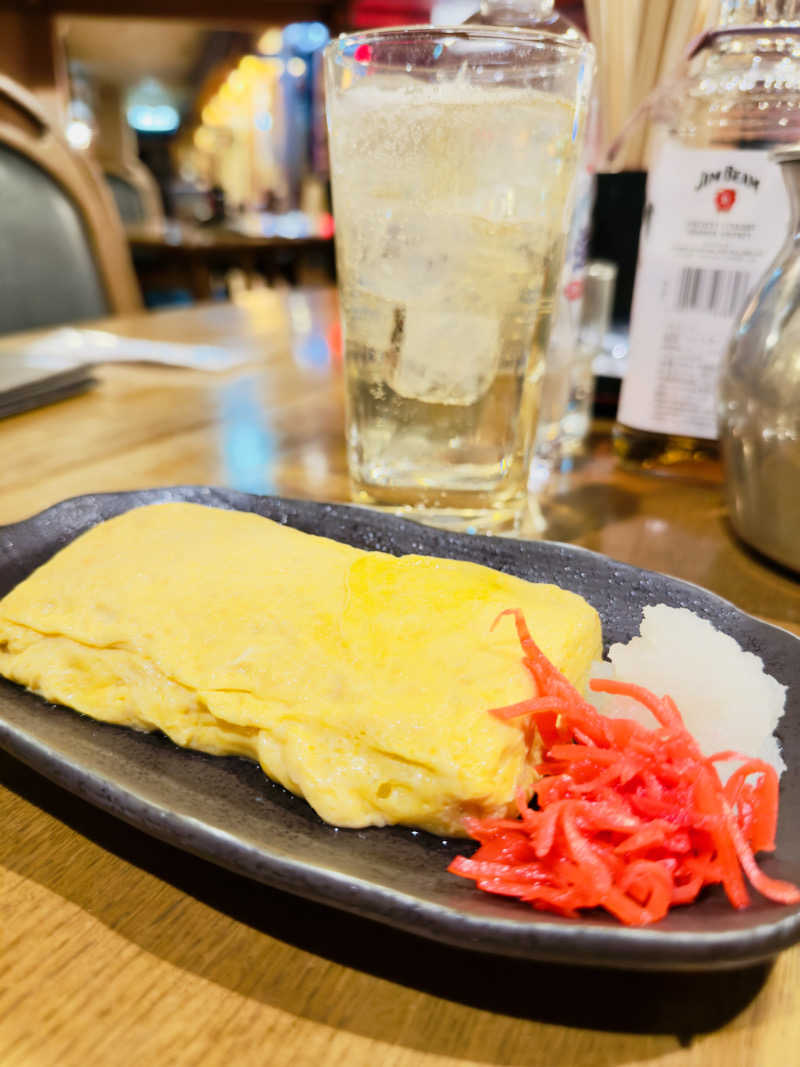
[105,171,146,224]
[0,74,140,335]
[103,159,164,227]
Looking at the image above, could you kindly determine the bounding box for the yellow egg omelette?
[0,502,601,835]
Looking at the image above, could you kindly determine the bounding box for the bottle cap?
[771,143,800,164]
[580,260,617,348]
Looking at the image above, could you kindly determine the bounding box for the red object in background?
[318,212,336,240]
[556,1,588,35]
[715,188,737,212]
[348,0,586,32]
[348,0,431,28]
[327,319,343,366]
[564,279,583,301]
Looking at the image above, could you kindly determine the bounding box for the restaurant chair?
[0,73,141,335]
[103,161,164,227]
[104,171,146,224]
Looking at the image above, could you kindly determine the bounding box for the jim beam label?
[619,143,790,440]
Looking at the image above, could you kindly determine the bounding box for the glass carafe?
[719,144,800,572]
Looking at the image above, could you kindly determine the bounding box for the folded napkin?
[19,328,252,372]
[0,326,254,419]
[0,349,96,420]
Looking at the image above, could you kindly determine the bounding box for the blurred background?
[0,1,589,312]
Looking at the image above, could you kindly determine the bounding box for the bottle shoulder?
[644,37,800,147]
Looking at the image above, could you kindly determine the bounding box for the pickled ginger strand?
[450,610,800,925]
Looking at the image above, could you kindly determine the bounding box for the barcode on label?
[674,268,752,317]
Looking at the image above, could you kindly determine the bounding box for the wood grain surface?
[1,286,799,1067]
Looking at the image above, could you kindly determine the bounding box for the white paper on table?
[18,328,253,372]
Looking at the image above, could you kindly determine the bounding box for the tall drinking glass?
[325,27,594,532]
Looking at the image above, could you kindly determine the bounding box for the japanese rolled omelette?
[0,502,601,835]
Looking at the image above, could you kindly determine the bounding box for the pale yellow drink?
[326,30,592,531]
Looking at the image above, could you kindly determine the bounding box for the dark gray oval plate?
[1,486,799,972]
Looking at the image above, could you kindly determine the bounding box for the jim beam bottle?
[615,0,800,477]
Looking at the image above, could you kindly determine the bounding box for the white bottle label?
[618,143,790,440]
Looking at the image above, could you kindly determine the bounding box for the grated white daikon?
[588,605,787,783]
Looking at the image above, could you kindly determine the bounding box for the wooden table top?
[1,286,799,1067]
